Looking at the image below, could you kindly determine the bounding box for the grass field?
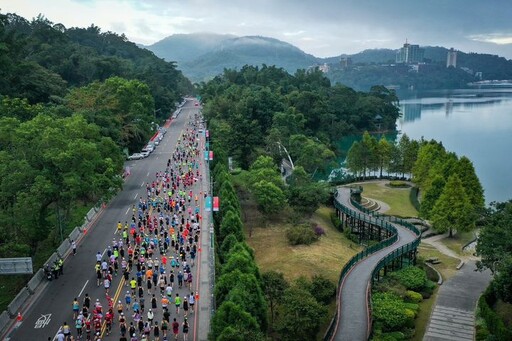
[245,205,361,284]
[358,182,418,217]
[442,230,477,256]
[418,243,460,280]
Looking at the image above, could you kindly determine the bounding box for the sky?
[1,0,512,59]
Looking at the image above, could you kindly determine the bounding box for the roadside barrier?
[0,202,104,336]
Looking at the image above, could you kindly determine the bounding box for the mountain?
[145,32,235,64]
[146,34,320,82]
[146,33,512,86]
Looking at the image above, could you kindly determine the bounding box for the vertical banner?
[209,151,214,161]
[205,196,212,211]
[213,196,220,212]
[206,130,209,138]
[204,151,209,161]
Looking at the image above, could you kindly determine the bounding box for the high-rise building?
[396,40,424,64]
[447,48,457,68]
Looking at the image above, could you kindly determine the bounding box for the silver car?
[128,153,143,160]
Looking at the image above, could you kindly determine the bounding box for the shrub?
[404,290,423,303]
[372,292,412,332]
[344,227,358,243]
[388,180,410,188]
[390,266,428,291]
[310,275,336,304]
[404,302,419,316]
[313,224,326,237]
[419,280,436,299]
[285,224,319,246]
[330,212,343,232]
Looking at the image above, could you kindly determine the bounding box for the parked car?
[128,153,143,160]
[140,151,150,158]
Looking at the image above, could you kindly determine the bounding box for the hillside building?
[396,40,424,64]
[447,48,457,68]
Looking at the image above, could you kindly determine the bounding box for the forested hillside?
[199,65,401,171]
[0,13,193,113]
[0,11,190,293]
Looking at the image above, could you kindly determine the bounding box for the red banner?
[213,196,219,212]
[209,151,214,161]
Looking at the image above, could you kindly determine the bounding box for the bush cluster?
[476,284,512,340]
[372,266,435,339]
[388,180,410,188]
[286,224,319,245]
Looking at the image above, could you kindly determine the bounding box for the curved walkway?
[331,187,419,341]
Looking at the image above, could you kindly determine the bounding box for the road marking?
[141,181,144,187]
[102,248,107,257]
[147,171,150,177]
[133,193,138,200]
[125,207,130,215]
[34,314,51,329]
[78,280,89,297]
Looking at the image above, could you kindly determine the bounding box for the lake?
[329,88,512,205]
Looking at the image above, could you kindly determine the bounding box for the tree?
[219,210,244,243]
[419,175,445,218]
[276,286,327,341]
[477,201,512,267]
[377,136,392,178]
[288,134,336,174]
[211,301,260,340]
[412,141,446,187]
[262,271,289,326]
[454,156,485,211]
[287,166,329,215]
[430,174,474,237]
[251,180,286,215]
[346,131,378,178]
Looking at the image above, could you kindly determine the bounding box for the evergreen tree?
[430,174,474,237]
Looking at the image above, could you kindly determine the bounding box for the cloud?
[283,30,305,37]
[469,33,512,45]
[2,0,512,58]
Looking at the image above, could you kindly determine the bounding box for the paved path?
[423,260,491,341]
[422,232,491,341]
[331,187,418,341]
[3,100,213,341]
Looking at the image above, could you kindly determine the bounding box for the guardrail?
[323,188,421,340]
[0,201,105,333]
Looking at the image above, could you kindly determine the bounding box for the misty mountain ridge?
[145,33,512,83]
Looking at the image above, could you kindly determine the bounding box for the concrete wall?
[1,203,101,332]
[7,288,30,318]
[27,269,44,294]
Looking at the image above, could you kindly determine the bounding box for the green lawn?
[359,182,418,217]
[442,230,477,256]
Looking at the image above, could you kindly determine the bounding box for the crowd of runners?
[55,114,206,341]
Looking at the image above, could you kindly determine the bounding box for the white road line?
[133,193,138,200]
[78,280,89,297]
[147,172,150,177]
[141,182,144,187]
[125,207,130,215]
[101,248,107,257]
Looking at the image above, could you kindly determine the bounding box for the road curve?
[332,187,418,341]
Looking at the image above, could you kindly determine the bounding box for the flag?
[209,151,214,161]
[205,196,212,211]
[213,196,220,212]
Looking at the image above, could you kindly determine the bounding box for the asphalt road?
[5,100,211,341]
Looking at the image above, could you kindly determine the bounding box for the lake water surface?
[398,88,512,204]
[329,88,512,205]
